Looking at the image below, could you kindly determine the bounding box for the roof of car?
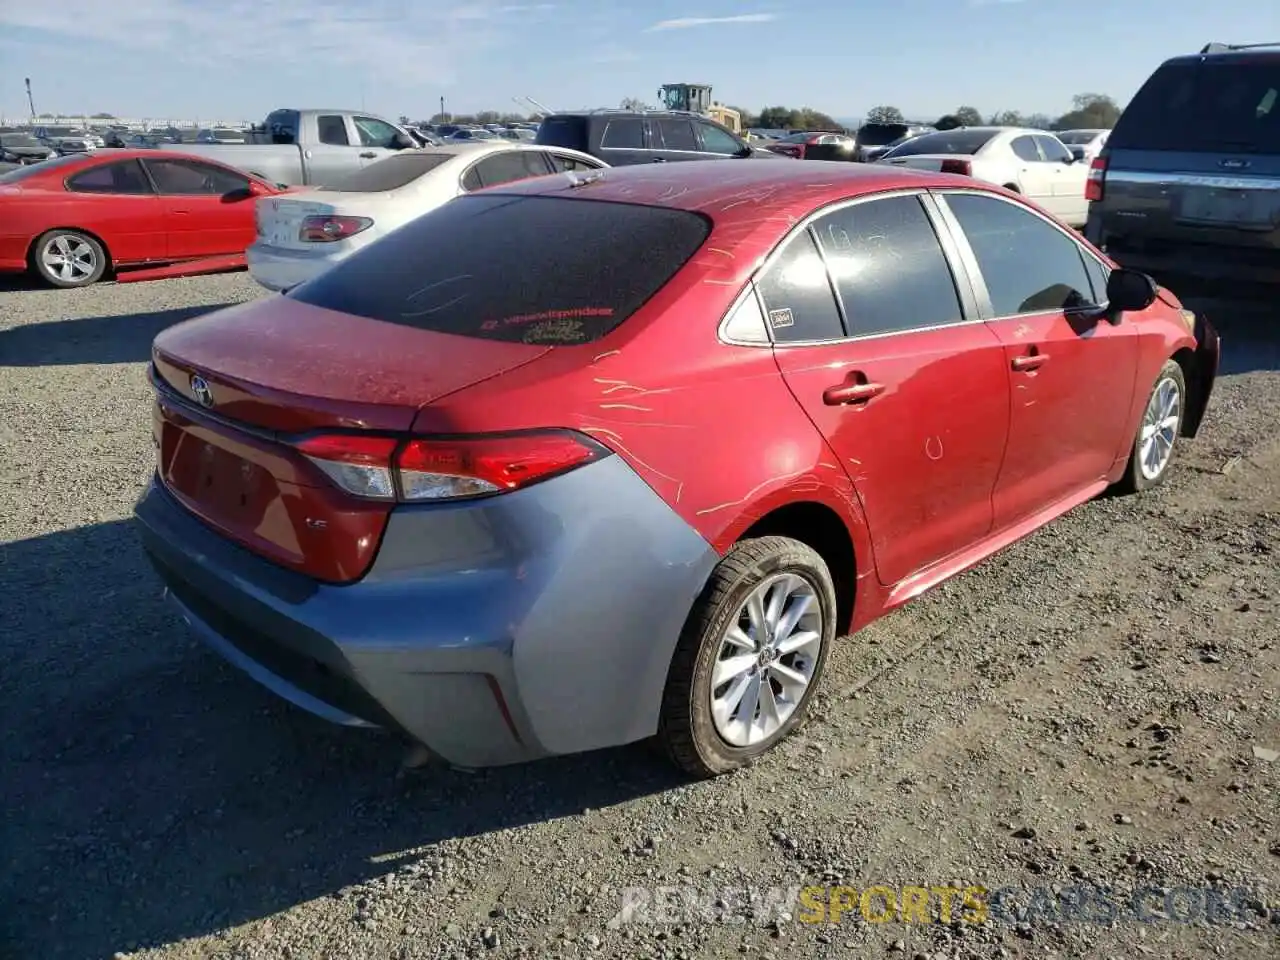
[484,158,968,225]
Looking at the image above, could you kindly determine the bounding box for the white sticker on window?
[768,308,795,329]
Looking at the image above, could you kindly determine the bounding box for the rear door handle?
[823,381,885,406]
[359,151,377,159]
[1011,350,1049,372]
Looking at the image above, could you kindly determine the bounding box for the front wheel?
[1114,359,1186,494]
[32,230,107,288]
[658,536,836,778]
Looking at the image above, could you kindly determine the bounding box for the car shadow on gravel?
[1177,291,1280,376]
[0,519,685,959]
[0,304,238,367]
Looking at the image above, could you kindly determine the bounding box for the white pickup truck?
[158,108,428,187]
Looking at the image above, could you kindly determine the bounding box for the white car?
[876,126,1090,228]
[246,142,608,291]
[1054,128,1110,162]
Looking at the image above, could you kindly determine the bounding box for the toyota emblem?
[190,374,214,408]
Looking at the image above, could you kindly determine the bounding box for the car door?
[1008,135,1059,214]
[459,150,555,192]
[142,158,257,259]
[647,117,703,163]
[353,115,406,168]
[697,120,751,159]
[61,158,166,264]
[935,190,1139,530]
[764,192,1011,587]
[304,113,365,184]
[595,117,652,166]
[1033,134,1089,226]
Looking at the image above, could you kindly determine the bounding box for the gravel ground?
[1,271,1277,960]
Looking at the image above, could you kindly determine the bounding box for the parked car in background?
[763,131,854,159]
[196,128,248,144]
[448,127,500,142]
[52,138,93,156]
[535,109,778,164]
[247,142,607,291]
[159,108,424,186]
[861,129,931,163]
[34,126,105,150]
[0,150,283,287]
[135,160,1216,778]
[853,122,932,161]
[500,128,536,142]
[1056,128,1110,161]
[1085,41,1280,285]
[878,127,1090,227]
[0,133,57,165]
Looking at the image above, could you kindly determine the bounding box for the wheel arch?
[736,500,859,633]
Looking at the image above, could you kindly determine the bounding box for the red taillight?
[940,159,972,176]
[298,215,373,243]
[1085,156,1107,202]
[295,431,604,502]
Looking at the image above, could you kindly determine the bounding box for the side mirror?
[1105,268,1159,313]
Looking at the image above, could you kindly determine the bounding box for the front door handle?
[1011,349,1049,372]
[359,151,377,159]
[823,380,885,406]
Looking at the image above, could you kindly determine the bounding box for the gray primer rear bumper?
[134,454,720,767]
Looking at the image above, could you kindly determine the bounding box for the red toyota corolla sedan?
[0,150,281,287]
[133,161,1219,777]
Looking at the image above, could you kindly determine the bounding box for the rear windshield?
[857,123,909,145]
[288,194,712,344]
[535,116,587,150]
[881,129,999,157]
[1110,60,1280,153]
[326,152,454,191]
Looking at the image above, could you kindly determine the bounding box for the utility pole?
[24,78,36,121]
[439,96,446,122]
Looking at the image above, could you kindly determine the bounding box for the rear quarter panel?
[0,186,163,268]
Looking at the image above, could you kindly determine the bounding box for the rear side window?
[468,151,552,188]
[66,160,152,195]
[812,195,964,337]
[535,116,587,150]
[882,129,999,157]
[755,231,845,342]
[600,119,645,149]
[1110,60,1280,152]
[316,115,350,146]
[288,195,711,344]
[327,153,453,191]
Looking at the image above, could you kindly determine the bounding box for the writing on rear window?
[288,194,712,344]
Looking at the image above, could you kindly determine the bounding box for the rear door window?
[1110,60,1280,153]
[468,151,553,188]
[316,115,350,146]
[653,118,698,151]
[812,195,964,337]
[600,119,645,149]
[755,231,846,342]
[1011,136,1042,162]
[288,195,711,344]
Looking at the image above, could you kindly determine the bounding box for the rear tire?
[31,229,107,288]
[658,536,836,778]
[1113,359,1186,494]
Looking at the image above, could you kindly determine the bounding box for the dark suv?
[534,110,775,165]
[1084,42,1280,285]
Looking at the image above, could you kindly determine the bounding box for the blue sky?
[1,0,1277,123]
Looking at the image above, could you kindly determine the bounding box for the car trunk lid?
[149,297,552,582]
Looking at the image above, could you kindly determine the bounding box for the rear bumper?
[244,242,341,292]
[1086,217,1280,285]
[134,455,719,767]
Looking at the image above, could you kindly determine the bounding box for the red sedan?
[134,161,1218,777]
[0,150,282,287]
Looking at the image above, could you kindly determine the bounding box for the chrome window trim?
[716,187,990,349]
[931,187,1113,321]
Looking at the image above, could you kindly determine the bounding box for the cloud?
[645,13,777,31]
[0,0,551,88]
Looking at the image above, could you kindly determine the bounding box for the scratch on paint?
[599,382,646,395]
[592,350,621,363]
[925,436,944,461]
[848,457,862,465]
[581,426,684,503]
[598,403,653,412]
[695,469,809,516]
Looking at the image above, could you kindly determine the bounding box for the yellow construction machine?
[657,83,742,134]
